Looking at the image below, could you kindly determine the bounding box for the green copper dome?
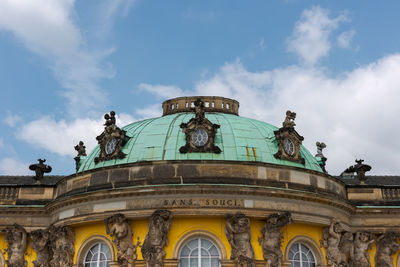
[77,111,323,173]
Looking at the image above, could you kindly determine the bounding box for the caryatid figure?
[105,213,138,267]
[225,213,255,267]
[258,212,292,267]
[141,210,173,267]
[3,224,27,267]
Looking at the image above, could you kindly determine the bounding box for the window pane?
[180,258,189,267]
[209,246,219,256]
[211,258,219,267]
[190,258,198,267]
[188,240,198,249]
[202,257,211,267]
[201,248,209,256]
[201,239,212,249]
[191,248,198,256]
[181,246,191,256]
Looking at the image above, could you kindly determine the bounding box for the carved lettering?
[161,198,241,207]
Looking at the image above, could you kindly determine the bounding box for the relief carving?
[3,224,27,267]
[353,232,374,267]
[31,229,52,267]
[95,111,130,164]
[105,213,138,267]
[375,232,400,267]
[225,213,255,267]
[258,212,292,267]
[179,98,221,154]
[320,218,352,267]
[49,226,75,267]
[141,210,173,267]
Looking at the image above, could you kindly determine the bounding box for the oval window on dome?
[283,138,295,156]
[179,237,220,267]
[191,128,209,147]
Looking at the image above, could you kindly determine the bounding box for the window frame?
[84,241,112,267]
[284,235,323,267]
[179,237,221,267]
[76,235,115,267]
[173,230,227,266]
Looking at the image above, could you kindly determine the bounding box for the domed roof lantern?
[162,96,239,116]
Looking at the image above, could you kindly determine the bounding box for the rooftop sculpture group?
[95,111,130,164]
[29,159,52,180]
[180,98,222,154]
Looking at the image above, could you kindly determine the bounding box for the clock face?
[105,138,117,155]
[191,128,209,147]
[283,138,295,156]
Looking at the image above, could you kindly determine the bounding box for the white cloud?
[0,138,3,148]
[141,54,400,175]
[337,30,356,48]
[4,114,23,127]
[17,113,135,157]
[287,6,349,66]
[135,104,162,119]
[0,158,30,175]
[139,83,186,99]
[0,0,133,116]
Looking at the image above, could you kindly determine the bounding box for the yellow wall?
[71,217,324,262]
[0,219,397,266]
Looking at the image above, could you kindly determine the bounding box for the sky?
[1,0,400,176]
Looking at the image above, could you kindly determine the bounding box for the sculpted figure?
[141,210,173,267]
[375,232,400,267]
[282,110,296,128]
[74,141,87,157]
[320,218,345,267]
[3,224,27,267]
[105,213,137,267]
[353,232,374,267]
[338,232,354,266]
[225,213,255,267]
[29,159,52,179]
[49,226,75,267]
[31,229,52,267]
[258,212,292,267]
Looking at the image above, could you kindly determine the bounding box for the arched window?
[84,242,112,267]
[288,242,316,267]
[179,237,221,267]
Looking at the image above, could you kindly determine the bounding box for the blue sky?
[1,0,400,175]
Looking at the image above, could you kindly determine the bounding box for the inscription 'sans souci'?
[162,199,242,207]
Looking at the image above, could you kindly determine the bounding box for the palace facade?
[1,96,399,267]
